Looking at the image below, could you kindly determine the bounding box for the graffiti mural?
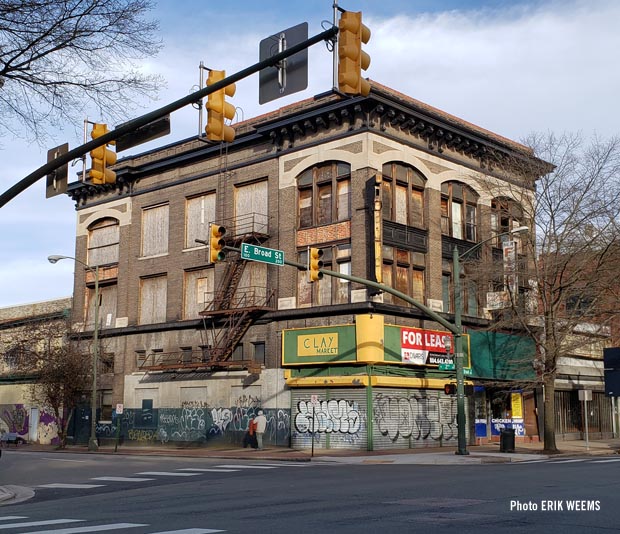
[373,392,458,443]
[294,399,361,434]
[90,406,290,448]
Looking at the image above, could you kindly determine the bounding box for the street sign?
[439,363,472,376]
[241,243,284,265]
[45,143,69,198]
[259,22,308,104]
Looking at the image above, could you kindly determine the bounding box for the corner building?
[67,82,544,450]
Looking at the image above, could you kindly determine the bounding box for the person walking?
[254,409,267,450]
[242,416,258,449]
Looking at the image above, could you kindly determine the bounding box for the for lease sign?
[401,327,453,366]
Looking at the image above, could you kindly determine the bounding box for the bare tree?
[468,132,620,453]
[0,0,162,142]
[1,317,92,448]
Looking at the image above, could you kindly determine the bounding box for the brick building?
[65,82,546,450]
[0,298,72,445]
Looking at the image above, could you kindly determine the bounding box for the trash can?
[500,428,515,452]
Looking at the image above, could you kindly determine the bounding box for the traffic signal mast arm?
[221,244,458,335]
[0,25,338,209]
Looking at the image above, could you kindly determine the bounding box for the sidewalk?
[3,436,619,463]
[1,438,618,505]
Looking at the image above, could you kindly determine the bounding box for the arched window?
[298,161,351,228]
[87,218,119,266]
[381,162,426,228]
[441,182,479,242]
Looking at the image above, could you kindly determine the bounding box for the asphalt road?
[1,450,618,533]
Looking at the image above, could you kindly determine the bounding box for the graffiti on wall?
[373,393,457,442]
[92,405,290,447]
[294,399,362,434]
[1,404,28,435]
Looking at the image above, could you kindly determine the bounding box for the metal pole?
[88,265,100,452]
[584,398,590,451]
[332,0,339,90]
[453,246,469,455]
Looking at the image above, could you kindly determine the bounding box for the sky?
[0,0,618,309]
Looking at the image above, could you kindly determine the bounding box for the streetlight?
[48,254,100,452]
[452,225,529,455]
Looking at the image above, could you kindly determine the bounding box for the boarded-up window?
[139,275,167,324]
[88,218,119,265]
[235,181,268,234]
[185,193,216,249]
[86,284,118,329]
[141,204,169,257]
[183,268,213,319]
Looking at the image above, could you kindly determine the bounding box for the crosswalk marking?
[0,516,226,534]
[0,519,82,530]
[252,463,309,467]
[91,476,155,482]
[25,523,147,534]
[154,529,225,533]
[136,471,200,477]
[214,464,277,469]
[37,484,105,489]
[177,468,239,473]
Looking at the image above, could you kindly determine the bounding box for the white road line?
[591,458,620,463]
[177,468,239,473]
[515,460,549,464]
[252,463,308,467]
[152,529,225,533]
[0,519,82,530]
[214,464,277,469]
[0,516,28,521]
[37,483,105,489]
[91,476,155,482]
[136,471,199,477]
[38,457,88,463]
[550,459,587,463]
[25,523,147,534]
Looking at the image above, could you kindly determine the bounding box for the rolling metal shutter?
[372,388,468,450]
[291,388,367,451]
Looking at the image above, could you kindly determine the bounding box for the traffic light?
[209,223,226,263]
[308,247,324,282]
[89,123,117,184]
[205,69,236,143]
[338,11,371,96]
[444,383,457,396]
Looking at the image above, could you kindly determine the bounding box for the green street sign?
[464,368,473,376]
[439,363,455,371]
[241,243,284,266]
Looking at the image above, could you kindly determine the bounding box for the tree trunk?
[542,376,559,453]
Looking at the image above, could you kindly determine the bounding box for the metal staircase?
[199,213,275,371]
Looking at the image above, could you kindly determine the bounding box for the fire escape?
[199,213,276,372]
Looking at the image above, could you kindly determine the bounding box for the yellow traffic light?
[205,70,236,143]
[338,11,371,97]
[89,123,117,185]
[308,247,324,282]
[210,223,226,263]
